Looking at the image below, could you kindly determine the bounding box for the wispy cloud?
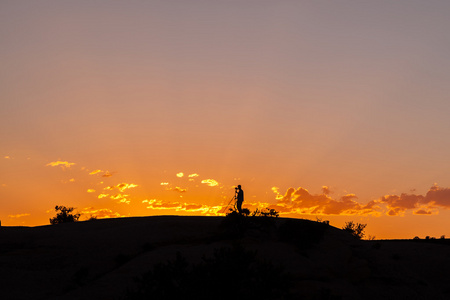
[46,161,75,168]
[188,174,199,178]
[8,213,30,218]
[176,172,184,178]
[89,169,114,177]
[80,208,125,219]
[104,183,138,192]
[172,187,187,193]
[98,194,109,199]
[143,199,222,215]
[201,179,219,187]
[87,189,96,193]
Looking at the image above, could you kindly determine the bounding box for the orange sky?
[2,1,450,239]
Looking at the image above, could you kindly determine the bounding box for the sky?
[2,0,450,239]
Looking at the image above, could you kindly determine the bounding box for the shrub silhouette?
[342,221,367,239]
[127,245,291,300]
[49,205,81,224]
[220,207,279,238]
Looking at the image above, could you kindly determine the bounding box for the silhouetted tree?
[342,221,367,239]
[49,205,80,224]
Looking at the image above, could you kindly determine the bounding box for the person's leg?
[237,200,243,213]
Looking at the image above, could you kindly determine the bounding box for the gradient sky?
[2,0,450,239]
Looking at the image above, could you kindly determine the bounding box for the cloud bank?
[270,187,379,216]
[268,184,450,216]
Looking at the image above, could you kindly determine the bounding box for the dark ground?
[1,216,450,300]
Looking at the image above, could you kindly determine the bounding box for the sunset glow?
[2,1,450,239]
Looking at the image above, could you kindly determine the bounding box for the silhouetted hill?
[1,216,449,299]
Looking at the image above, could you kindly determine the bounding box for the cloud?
[4,156,11,159]
[173,187,187,193]
[87,189,96,193]
[378,184,450,216]
[8,213,30,218]
[104,183,138,192]
[90,170,113,177]
[414,209,433,215]
[269,184,450,217]
[188,174,199,178]
[80,208,124,219]
[201,179,219,187]
[176,172,184,178]
[46,161,75,168]
[322,186,331,195]
[98,194,109,199]
[143,199,222,215]
[110,194,130,204]
[110,194,128,200]
[272,187,380,216]
[160,182,169,186]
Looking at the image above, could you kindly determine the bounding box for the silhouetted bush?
[342,221,367,239]
[127,245,291,300]
[49,205,80,224]
[251,208,279,218]
[278,219,328,250]
[220,207,279,238]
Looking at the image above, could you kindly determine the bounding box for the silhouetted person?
[235,185,244,214]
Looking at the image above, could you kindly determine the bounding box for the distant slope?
[0,216,449,300]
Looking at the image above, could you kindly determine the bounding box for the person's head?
[237,185,241,190]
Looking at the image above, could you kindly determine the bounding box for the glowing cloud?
[173,187,187,193]
[271,187,380,216]
[98,194,109,199]
[378,184,450,216]
[188,174,199,178]
[104,183,138,192]
[8,213,30,218]
[201,179,219,187]
[144,199,222,215]
[176,172,184,178]
[160,182,169,186]
[80,208,124,219]
[90,169,113,177]
[46,161,75,168]
[4,156,11,159]
[87,189,96,193]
